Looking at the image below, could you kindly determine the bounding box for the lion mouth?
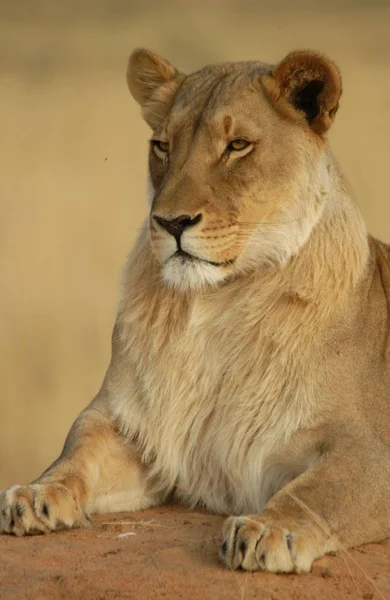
[172,250,234,268]
[173,250,194,264]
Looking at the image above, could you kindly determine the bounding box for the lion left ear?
[267,51,342,135]
[127,48,185,129]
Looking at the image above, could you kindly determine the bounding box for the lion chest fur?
[112,256,324,515]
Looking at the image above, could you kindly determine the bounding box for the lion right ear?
[264,51,342,135]
[127,49,185,129]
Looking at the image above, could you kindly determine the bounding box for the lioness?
[1,48,390,574]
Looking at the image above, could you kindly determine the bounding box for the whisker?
[287,492,387,600]
[237,218,303,227]
[141,104,170,125]
[125,219,304,230]
[146,109,168,124]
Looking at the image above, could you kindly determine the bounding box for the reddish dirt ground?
[1,505,389,600]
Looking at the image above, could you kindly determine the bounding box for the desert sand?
[1,506,390,599]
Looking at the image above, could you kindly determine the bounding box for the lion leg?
[221,432,390,573]
[0,401,160,536]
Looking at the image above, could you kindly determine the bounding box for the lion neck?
[286,155,369,310]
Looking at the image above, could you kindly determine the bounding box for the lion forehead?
[166,61,273,126]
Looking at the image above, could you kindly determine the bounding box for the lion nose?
[153,213,202,239]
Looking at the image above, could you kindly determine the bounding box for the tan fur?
[1,49,390,575]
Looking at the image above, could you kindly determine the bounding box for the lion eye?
[151,140,169,159]
[226,139,252,152]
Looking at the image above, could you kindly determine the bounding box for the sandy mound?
[1,505,389,600]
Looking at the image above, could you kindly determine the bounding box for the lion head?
[127,49,342,291]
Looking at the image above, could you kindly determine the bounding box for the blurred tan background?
[1,0,389,488]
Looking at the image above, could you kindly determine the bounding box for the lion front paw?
[0,483,89,537]
[220,515,324,573]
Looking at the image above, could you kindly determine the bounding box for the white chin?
[162,256,229,291]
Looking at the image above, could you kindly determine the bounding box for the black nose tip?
[153,213,202,238]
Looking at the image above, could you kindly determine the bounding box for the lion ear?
[127,48,185,128]
[267,51,342,135]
